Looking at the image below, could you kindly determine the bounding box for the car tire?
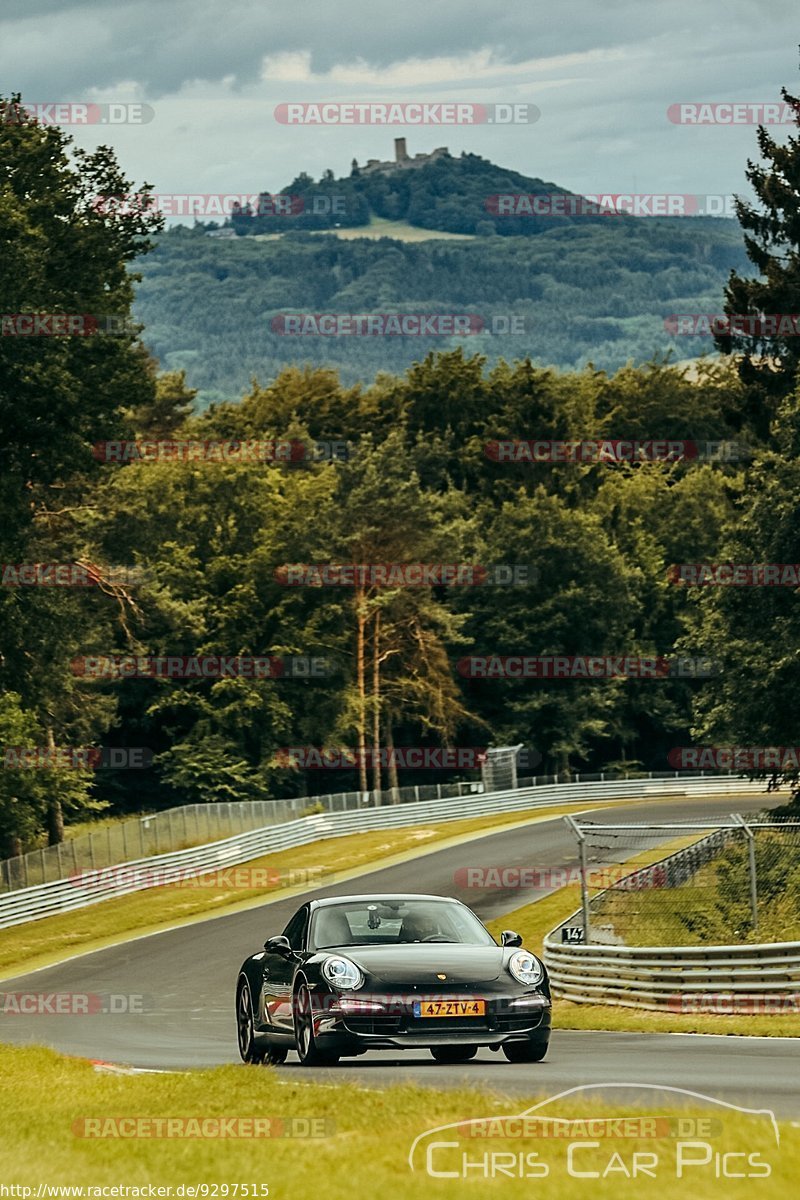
[430,1045,478,1063]
[502,1038,549,1063]
[236,979,264,1064]
[294,983,340,1067]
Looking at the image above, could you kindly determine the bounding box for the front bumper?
[310,990,551,1052]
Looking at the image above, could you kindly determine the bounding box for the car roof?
[309,893,461,909]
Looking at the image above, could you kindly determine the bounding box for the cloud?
[1,0,796,198]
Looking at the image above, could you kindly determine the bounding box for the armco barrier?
[0,775,762,930]
[542,938,800,1010]
[543,822,800,1011]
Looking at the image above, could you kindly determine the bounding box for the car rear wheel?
[430,1045,478,1063]
[236,979,263,1064]
[502,1038,548,1063]
[294,983,339,1066]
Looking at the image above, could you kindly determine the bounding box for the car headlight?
[508,949,544,986]
[321,956,364,990]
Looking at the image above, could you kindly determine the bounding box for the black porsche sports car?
[236,893,551,1066]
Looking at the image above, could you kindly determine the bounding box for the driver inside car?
[399,911,439,942]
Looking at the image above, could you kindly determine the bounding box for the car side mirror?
[501,930,523,947]
[264,935,293,956]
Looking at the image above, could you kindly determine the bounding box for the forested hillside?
[135,218,749,405]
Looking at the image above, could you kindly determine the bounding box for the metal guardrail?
[0,768,751,893]
[0,775,761,931]
[543,939,800,1009]
[543,820,800,1010]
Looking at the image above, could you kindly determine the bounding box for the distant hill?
[135,212,750,406]
[221,149,630,237]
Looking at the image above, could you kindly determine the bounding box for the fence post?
[564,815,591,944]
[732,813,758,933]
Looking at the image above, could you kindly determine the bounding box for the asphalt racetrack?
[2,793,799,1115]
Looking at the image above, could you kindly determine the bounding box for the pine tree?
[714,86,800,438]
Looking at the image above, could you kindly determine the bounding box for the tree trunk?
[386,721,400,802]
[371,609,382,804]
[355,589,368,795]
[46,725,64,845]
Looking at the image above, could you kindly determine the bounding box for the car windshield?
[311,899,496,948]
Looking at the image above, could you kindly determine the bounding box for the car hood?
[323,943,505,985]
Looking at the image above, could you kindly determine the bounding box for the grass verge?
[0,1044,793,1199]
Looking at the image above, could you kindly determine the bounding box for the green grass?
[0,800,609,979]
[0,1044,793,1199]
[254,215,475,242]
[593,835,800,947]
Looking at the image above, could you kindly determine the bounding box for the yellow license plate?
[414,999,486,1018]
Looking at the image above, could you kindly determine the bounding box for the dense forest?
[136,218,749,405]
[3,89,800,855]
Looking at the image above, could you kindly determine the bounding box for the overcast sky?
[3,0,798,208]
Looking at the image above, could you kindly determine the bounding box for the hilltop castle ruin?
[358,138,450,175]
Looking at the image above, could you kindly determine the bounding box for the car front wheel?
[502,1038,549,1063]
[430,1045,478,1063]
[294,983,339,1066]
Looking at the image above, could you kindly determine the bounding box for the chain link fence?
[0,780,487,893]
[560,813,800,946]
